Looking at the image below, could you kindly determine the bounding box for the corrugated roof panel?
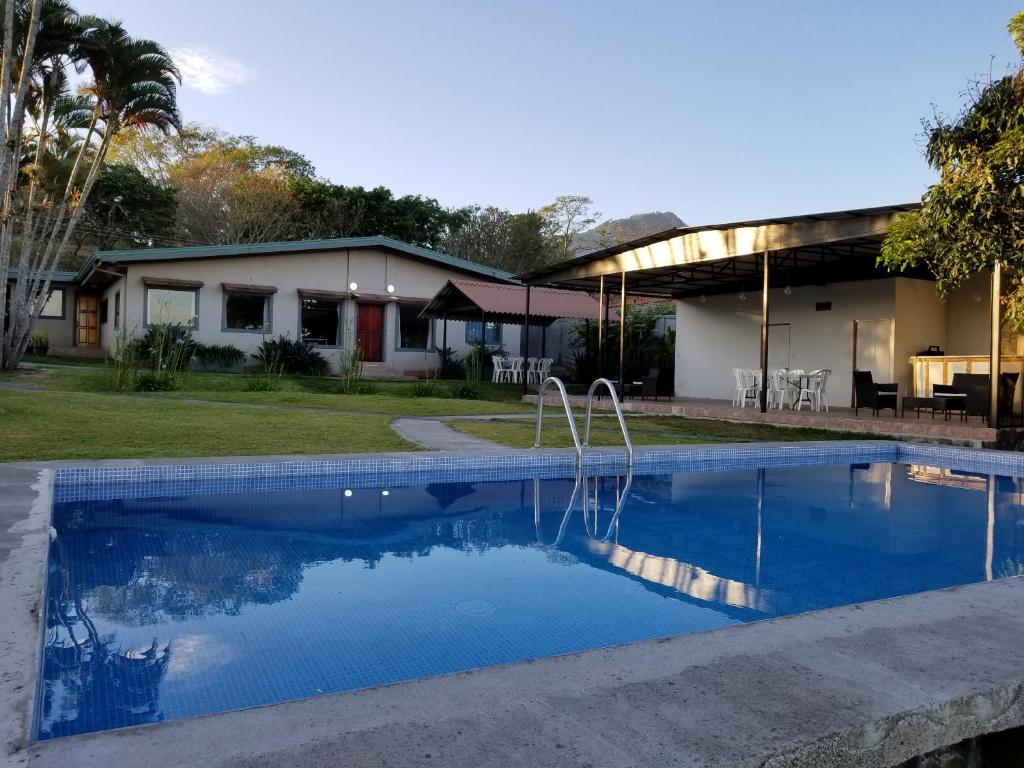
[447,280,600,320]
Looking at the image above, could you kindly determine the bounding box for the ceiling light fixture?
[349,282,358,291]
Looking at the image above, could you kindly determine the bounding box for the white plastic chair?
[526,357,540,384]
[797,369,831,412]
[767,369,788,410]
[539,358,553,381]
[510,356,525,384]
[491,356,509,383]
[732,368,759,407]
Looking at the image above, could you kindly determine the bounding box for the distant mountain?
[574,211,686,254]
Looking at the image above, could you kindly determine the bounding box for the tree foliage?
[74,163,176,250]
[0,3,181,369]
[881,13,1024,325]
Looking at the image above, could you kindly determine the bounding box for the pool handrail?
[583,378,634,470]
[534,376,582,468]
[533,473,582,548]
[583,470,634,543]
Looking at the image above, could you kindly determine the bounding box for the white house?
[27,236,523,376]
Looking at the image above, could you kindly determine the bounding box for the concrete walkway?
[390,416,507,450]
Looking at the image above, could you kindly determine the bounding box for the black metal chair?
[853,370,899,416]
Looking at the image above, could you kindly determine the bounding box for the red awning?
[420,280,600,324]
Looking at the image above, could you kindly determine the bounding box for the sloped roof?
[7,268,77,283]
[518,203,922,297]
[421,279,601,324]
[83,236,516,283]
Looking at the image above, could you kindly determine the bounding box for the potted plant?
[27,330,48,357]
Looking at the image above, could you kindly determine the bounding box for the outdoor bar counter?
[910,354,1024,401]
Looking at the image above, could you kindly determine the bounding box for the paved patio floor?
[526,394,998,445]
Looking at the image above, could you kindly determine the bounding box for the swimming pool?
[33,443,1024,740]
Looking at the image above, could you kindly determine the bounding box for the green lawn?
[0,389,413,462]
[9,365,535,417]
[451,414,872,448]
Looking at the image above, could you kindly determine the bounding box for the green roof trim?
[7,268,78,283]
[92,236,517,282]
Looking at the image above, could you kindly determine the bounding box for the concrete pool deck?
[4,447,1024,767]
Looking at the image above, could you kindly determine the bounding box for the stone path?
[390,417,508,451]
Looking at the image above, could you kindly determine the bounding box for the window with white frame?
[40,288,64,318]
[145,287,196,326]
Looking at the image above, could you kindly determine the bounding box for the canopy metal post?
[759,251,770,414]
[521,284,532,395]
[442,313,448,376]
[618,271,626,398]
[597,274,605,376]
[479,309,486,382]
[990,261,1002,428]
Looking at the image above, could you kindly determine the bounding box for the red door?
[356,303,384,362]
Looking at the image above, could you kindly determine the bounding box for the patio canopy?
[420,279,600,326]
[518,204,926,298]
[514,202,1012,424]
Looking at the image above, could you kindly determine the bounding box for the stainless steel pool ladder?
[583,378,634,470]
[534,376,582,468]
[533,377,634,470]
[582,470,633,543]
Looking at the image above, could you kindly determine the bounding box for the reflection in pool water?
[36,462,1024,740]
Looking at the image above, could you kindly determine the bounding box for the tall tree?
[539,194,599,261]
[881,13,1024,325]
[72,162,176,251]
[0,8,181,369]
[170,140,305,244]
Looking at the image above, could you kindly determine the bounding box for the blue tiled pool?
[34,445,1024,740]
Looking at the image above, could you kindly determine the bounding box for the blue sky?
[89,1,1020,225]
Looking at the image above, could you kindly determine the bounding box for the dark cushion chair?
[626,368,661,400]
[936,372,1019,422]
[853,370,899,416]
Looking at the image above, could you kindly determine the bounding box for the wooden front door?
[356,303,384,362]
[76,294,100,346]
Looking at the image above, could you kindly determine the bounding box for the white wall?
[112,247,519,377]
[675,279,899,404]
[893,278,947,396]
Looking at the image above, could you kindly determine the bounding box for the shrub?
[143,325,196,372]
[449,381,481,400]
[27,329,48,355]
[435,347,464,379]
[244,375,279,392]
[134,371,179,392]
[337,331,364,393]
[407,380,438,398]
[144,324,195,390]
[195,343,245,369]
[256,335,328,376]
[108,327,141,392]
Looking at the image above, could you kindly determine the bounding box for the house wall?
[675,279,899,404]
[945,273,991,355]
[99,277,125,351]
[34,285,76,348]
[4,280,77,350]
[892,278,947,396]
[112,247,519,377]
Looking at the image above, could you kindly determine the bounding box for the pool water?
[35,461,1024,739]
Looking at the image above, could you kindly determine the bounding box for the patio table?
[783,372,814,409]
[901,394,967,421]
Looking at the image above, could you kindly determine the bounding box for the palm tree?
[0,10,181,368]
